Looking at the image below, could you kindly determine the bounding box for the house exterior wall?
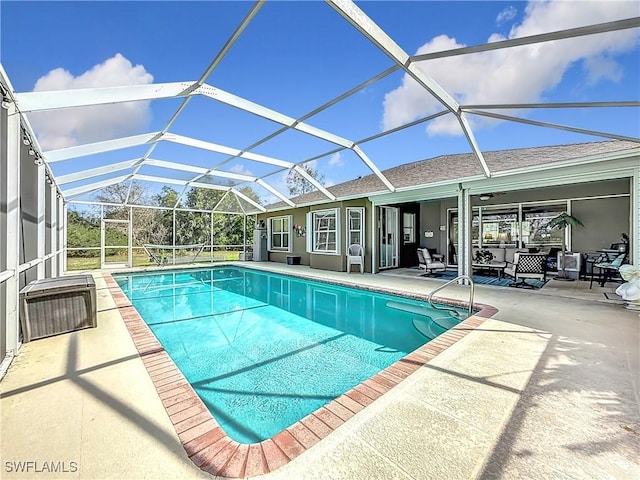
[417,198,456,262]
[257,198,371,272]
[572,196,629,253]
[259,170,636,275]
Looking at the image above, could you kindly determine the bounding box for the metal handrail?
[427,275,475,317]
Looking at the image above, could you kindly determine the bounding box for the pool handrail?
[427,275,474,317]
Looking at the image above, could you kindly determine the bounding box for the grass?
[67,250,243,271]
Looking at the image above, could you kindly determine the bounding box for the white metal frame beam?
[48,184,58,277]
[45,132,161,163]
[134,174,230,191]
[15,83,194,113]
[293,165,336,200]
[56,158,140,185]
[465,109,640,143]
[63,174,133,199]
[36,163,46,279]
[255,179,295,207]
[230,187,266,212]
[327,0,491,178]
[412,17,640,62]
[125,1,265,204]
[1,101,21,356]
[57,197,65,275]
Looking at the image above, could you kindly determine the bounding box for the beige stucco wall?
[571,196,630,253]
[258,198,371,272]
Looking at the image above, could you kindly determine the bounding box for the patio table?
[472,262,507,278]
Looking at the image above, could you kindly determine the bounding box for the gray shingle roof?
[268,140,638,208]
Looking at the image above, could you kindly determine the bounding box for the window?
[521,204,566,246]
[346,207,365,250]
[481,208,517,246]
[308,209,340,254]
[448,201,568,256]
[403,212,415,244]
[268,216,291,252]
[450,209,480,246]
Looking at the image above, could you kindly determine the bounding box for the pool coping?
[103,270,498,479]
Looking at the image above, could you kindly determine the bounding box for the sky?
[1,0,639,208]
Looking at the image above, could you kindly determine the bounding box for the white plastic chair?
[347,244,365,273]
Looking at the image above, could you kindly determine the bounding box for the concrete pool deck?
[1,263,639,479]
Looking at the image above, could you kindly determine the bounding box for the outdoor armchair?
[417,248,446,276]
[504,253,546,288]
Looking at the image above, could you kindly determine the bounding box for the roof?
[269,139,639,208]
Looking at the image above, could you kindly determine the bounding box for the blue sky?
[1,1,639,206]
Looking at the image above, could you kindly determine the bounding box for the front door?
[399,203,420,268]
[379,206,398,269]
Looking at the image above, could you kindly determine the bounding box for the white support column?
[370,203,378,273]
[36,164,46,279]
[2,104,21,355]
[457,185,472,280]
[128,206,133,268]
[243,214,247,257]
[59,202,67,274]
[172,209,177,264]
[210,212,214,262]
[48,184,58,277]
[566,200,573,252]
[518,203,524,249]
[632,168,639,267]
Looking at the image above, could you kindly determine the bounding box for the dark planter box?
[286,255,301,265]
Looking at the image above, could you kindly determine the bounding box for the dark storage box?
[19,274,97,343]
[286,255,301,265]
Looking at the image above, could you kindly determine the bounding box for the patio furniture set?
[418,245,629,289]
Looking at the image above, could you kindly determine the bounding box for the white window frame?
[267,215,292,253]
[346,207,365,251]
[308,208,340,255]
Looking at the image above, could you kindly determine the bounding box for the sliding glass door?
[379,206,398,269]
[447,201,568,264]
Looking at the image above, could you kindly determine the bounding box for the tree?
[95,182,173,248]
[286,163,325,196]
[547,212,584,280]
[96,182,148,219]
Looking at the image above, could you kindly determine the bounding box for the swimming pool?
[114,266,469,444]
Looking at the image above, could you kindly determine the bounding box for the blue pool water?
[114,266,467,443]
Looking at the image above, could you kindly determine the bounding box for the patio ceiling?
[2,1,639,215]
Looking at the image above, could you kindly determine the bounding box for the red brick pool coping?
[103,272,497,478]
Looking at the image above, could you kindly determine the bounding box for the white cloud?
[29,53,154,150]
[229,163,254,176]
[382,0,639,136]
[328,152,344,167]
[496,6,517,24]
[583,55,624,84]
